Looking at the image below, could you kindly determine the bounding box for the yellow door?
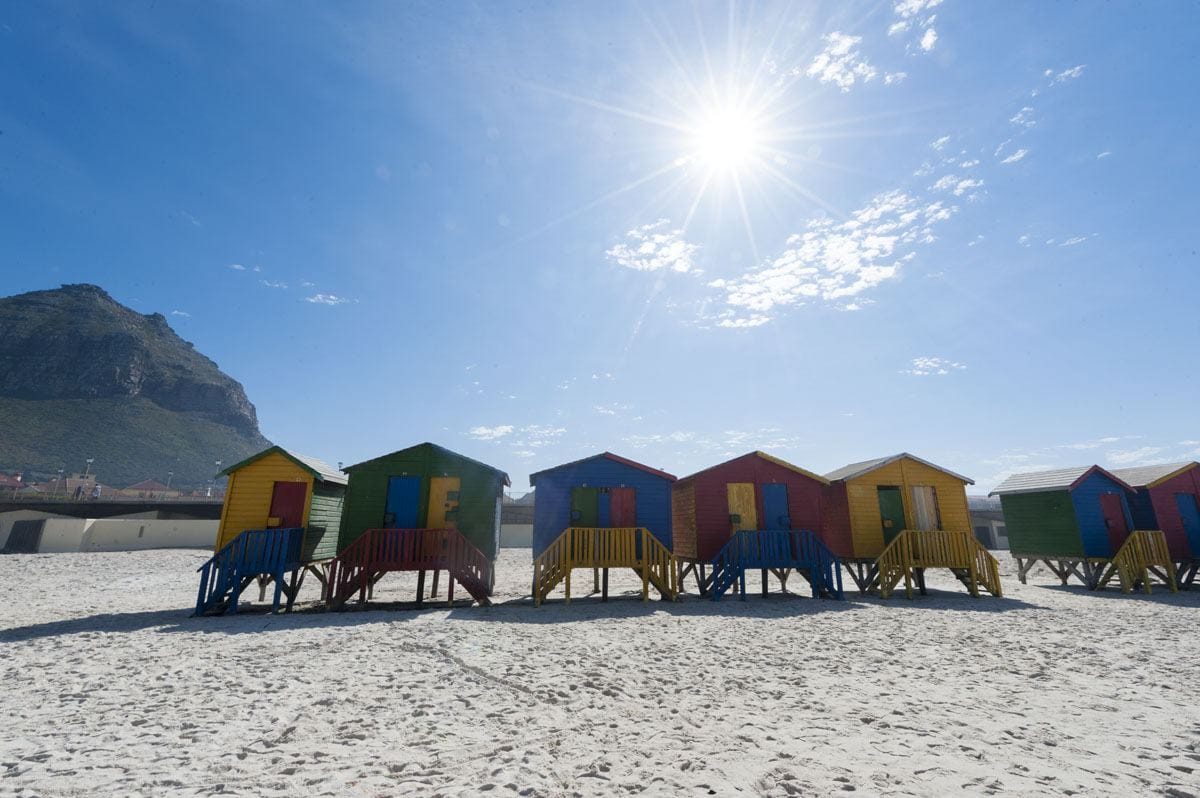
[427,476,462,529]
[727,483,757,536]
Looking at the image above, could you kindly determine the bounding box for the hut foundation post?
[761,569,769,597]
[593,568,600,593]
[698,564,708,596]
[257,575,270,602]
[738,568,747,602]
[564,567,572,606]
[417,570,426,605]
[431,569,440,598]
[602,568,609,602]
[447,576,455,607]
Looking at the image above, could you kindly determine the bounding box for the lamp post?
[83,458,94,480]
[56,468,64,499]
[208,460,222,498]
[166,471,173,490]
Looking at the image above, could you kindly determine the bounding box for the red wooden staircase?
[326,528,493,609]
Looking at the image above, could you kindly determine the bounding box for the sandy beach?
[2,549,1199,797]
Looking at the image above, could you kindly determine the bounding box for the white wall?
[80,519,216,551]
[1,516,216,553]
[500,523,533,548]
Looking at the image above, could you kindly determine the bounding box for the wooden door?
[910,485,941,530]
[727,483,758,535]
[571,487,600,527]
[761,483,790,530]
[876,486,906,544]
[610,487,637,527]
[268,481,307,529]
[427,476,461,529]
[384,476,421,528]
[1100,492,1129,554]
[1176,493,1200,557]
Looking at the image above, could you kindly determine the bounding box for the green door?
[571,487,600,527]
[877,486,906,544]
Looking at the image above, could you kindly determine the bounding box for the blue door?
[1176,493,1200,557]
[762,483,790,530]
[384,476,422,528]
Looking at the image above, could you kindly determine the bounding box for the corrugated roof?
[676,451,829,485]
[220,445,347,485]
[989,464,1132,496]
[824,453,974,485]
[529,452,676,486]
[1110,461,1199,488]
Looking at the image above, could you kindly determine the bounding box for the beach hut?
[327,443,508,609]
[196,446,347,615]
[1112,461,1200,586]
[991,465,1175,592]
[671,451,842,601]
[824,453,1001,598]
[528,452,676,605]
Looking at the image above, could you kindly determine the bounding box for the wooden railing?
[327,528,492,608]
[532,527,677,606]
[876,529,1002,599]
[195,528,304,615]
[707,529,843,600]
[1103,530,1177,594]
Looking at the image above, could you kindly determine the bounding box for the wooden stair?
[876,529,1002,599]
[532,527,677,606]
[326,528,492,609]
[706,529,843,601]
[195,528,305,616]
[1098,530,1177,594]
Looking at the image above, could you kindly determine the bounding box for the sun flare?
[688,104,765,174]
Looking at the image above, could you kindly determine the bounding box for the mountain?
[0,284,270,488]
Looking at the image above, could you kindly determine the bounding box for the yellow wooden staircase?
[1098,530,1177,594]
[876,529,1003,599]
[532,527,678,606]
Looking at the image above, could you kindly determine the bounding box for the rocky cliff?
[0,284,270,488]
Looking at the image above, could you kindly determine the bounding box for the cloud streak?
[606,219,699,273]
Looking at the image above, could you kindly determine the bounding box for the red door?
[1099,492,1129,553]
[269,481,307,529]
[610,487,637,527]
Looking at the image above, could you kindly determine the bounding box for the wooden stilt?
[593,567,600,593]
[761,568,769,597]
[431,569,440,598]
[699,563,709,596]
[602,568,609,602]
[564,567,572,606]
[416,570,426,605]
[447,575,455,607]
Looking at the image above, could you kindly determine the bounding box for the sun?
[687,103,765,174]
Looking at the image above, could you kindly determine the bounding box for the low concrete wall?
[500,523,533,548]
[2,516,217,553]
[81,519,216,552]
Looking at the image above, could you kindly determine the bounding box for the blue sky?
[3,1,1198,493]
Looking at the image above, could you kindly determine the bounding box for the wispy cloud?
[884,71,907,85]
[1000,148,1029,164]
[1106,446,1165,466]
[931,135,951,150]
[707,190,956,325]
[932,174,984,197]
[894,0,944,18]
[902,356,966,376]
[892,0,943,52]
[304,293,350,305]
[1059,235,1091,247]
[170,309,190,317]
[228,263,246,271]
[1046,64,1086,84]
[1009,106,1036,128]
[260,279,288,289]
[606,219,698,273]
[467,425,514,441]
[178,211,201,228]
[1097,151,1112,160]
[919,27,938,51]
[806,32,877,91]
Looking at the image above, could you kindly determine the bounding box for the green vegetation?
[0,396,269,489]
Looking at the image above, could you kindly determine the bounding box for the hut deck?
[195,528,314,615]
[687,529,843,601]
[857,529,1003,599]
[1014,530,1181,592]
[326,528,492,609]
[532,527,677,605]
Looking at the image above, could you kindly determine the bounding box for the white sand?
[1,550,1199,797]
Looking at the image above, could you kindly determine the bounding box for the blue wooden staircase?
[195,528,306,616]
[707,529,843,601]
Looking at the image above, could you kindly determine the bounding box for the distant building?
[500,491,534,547]
[116,479,182,500]
[968,495,1008,549]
